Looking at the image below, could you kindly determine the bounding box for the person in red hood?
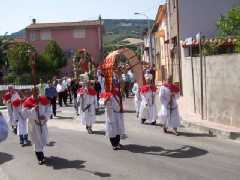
[138,76,158,125]
[99,86,126,150]
[77,81,97,134]
[2,86,15,133]
[159,75,181,135]
[22,87,51,165]
[12,96,29,146]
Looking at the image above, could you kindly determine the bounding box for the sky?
[0,0,166,35]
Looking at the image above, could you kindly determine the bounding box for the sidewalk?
[178,98,240,141]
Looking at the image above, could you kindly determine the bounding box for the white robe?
[132,83,141,115]
[77,93,97,126]
[104,96,126,138]
[11,93,27,135]
[159,86,181,128]
[98,76,105,93]
[13,105,28,135]
[139,91,157,123]
[6,102,14,126]
[0,114,8,143]
[23,103,51,152]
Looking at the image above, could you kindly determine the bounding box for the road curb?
[182,120,240,141]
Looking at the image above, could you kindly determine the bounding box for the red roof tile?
[26,20,102,29]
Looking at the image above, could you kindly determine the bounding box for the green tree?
[0,36,10,68]
[6,42,35,84]
[217,6,240,37]
[41,40,67,71]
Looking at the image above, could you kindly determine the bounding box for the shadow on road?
[178,132,215,137]
[94,120,105,124]
[45,156,111,178]
[122,144,208,158]
[0,152,14,165]
[55,116,74,120]
[93,130,105,136]
[47,141,56,147]
[45,156,86,170]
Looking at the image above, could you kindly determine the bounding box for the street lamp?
[134,12,153,65]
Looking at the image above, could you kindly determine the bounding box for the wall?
[181,50,240,128]
[179,0,240,40]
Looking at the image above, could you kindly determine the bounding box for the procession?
[1,1,240,179]
[0,48,181,165]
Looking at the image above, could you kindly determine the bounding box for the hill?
[103,19,153,46]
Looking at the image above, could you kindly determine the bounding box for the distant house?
[25,19,103,66]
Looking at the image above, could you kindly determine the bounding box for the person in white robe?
[159,76,181,135]
[22,87,51,165]
[100,90,126,150]
[0,112,8,143]
[12,97,29,146]
[2,86,15,133]
[132,81,141,118]
[77,82,97,134]
[138,75,157,125]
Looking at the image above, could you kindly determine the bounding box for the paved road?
[0,98,240,180]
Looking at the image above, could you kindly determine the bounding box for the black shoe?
[163,127,168,133]
[13,128,17,135]
[151,121,156,125]
[141,119,146,124]
[50,115,53,119]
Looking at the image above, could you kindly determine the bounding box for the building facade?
[25,19,103,72]
[152,5,168,82]
[165,0,240,86]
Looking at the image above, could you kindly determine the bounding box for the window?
[40,30,52,40]
[30,32,38,41]
[73,29,86,39]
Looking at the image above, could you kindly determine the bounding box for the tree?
[41,40,67,71]
[6,42,35,84]
[0,36,10,68]
[217,6,240,37]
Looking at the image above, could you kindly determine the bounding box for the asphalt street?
[0,98,240,180]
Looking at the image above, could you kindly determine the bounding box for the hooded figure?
[77,81,97,134]
[12,97,29,146]
[22,87,51,165]
[99,89,126,151]
[159,76,181,135]
[138,77,157,125]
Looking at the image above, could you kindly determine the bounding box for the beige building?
[152,5,169,82]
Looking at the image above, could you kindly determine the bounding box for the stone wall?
[181,52,240,128]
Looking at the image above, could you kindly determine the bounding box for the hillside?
[103,19,153,46]
[10,19,154,45]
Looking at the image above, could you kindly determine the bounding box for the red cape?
[87,87,97,96]
[12,99,21,108]
[23,96,49,108]
[140,85,157,94]
[163,83,180,93]
[2,92,11,101]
